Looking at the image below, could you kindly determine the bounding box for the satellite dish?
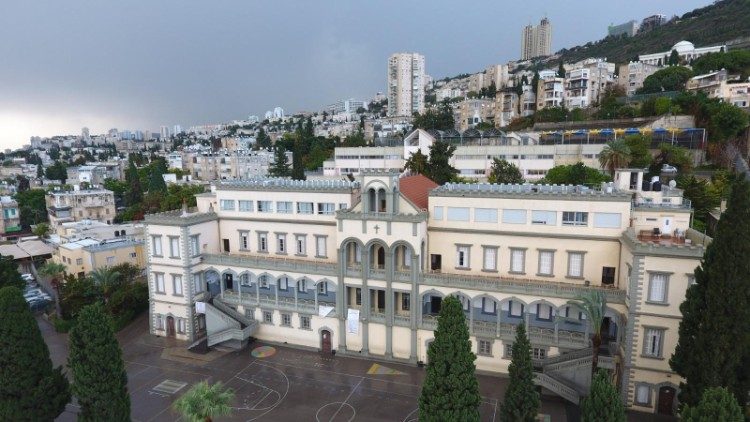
[668,180,677,188]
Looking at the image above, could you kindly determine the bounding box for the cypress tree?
[68,303,130,421]
[291,137,306,180]
[418,296,480,421]
[580,369,625,422]
[124,159,142,206]
[681,387,743,422]
[426,140,457,185]
[500,323,539,422]
[0,286,70,421]
[148,163,167,193]
[268,146,291,178]
[670,178,750,407]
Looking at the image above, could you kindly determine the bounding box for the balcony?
[202,253,338,277]
[221,290,337,316]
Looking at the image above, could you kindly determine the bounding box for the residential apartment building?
[564,59,616,108]
[0,196,21,240]
[608,20,639,38]
[326,98,367,115]
[686,69,750,109]
[66,162,125,186]
[144,168,707,415]
[183,149,291,181]
[46,188,116,227]
[455,99,496,131]
[521,18,552,60]
[618,62,661,96]
[639,14,667,33]
[537,70,565,109]
[639,41,725,66]
[55,237,145,278]
[387,53,426,117]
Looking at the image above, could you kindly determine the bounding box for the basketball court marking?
[367,363,406,375]
[151,379,188,395]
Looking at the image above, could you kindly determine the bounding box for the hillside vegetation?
[556,0,750,64]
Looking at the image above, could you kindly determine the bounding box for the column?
[220,274,224,298]
[554,318,560,344]
[294,280,298,310]
[469,299,474,335]
[385,251,394,358]
[337,247,348,352]
[410,253,419,364]
[255,279,260,306]
[496,310,501,337]
[361,246,370,355]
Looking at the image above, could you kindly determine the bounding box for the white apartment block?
[326,98,367,115]
[183,149,291,181]
[0,196,21,240]
[618,62,661,96]
[537,71,565,109]
[66,162,125,186]
[387,53,426,117]
[521,18,552,60]
[145,167,707,415]
[686,69,750,109]
[46,188,116,227]
[564,59,616,109]
[639,41,725,66]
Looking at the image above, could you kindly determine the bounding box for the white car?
[661,164,678,174]
[21,273,35,282]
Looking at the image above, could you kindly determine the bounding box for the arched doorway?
[205,270,220,296]
[166,316,175,337]
[657,386,676,415]
[321,330,332,354]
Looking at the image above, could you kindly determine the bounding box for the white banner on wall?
[195,301,206,314]
[318,305,334,317]
[347,308,360,334]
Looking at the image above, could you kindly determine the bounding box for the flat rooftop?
[431,183,632,201]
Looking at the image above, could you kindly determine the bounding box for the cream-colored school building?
[144,169,708,415]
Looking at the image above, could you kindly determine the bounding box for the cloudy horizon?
[0,0,711,149]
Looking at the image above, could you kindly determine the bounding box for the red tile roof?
[399,174,438,210]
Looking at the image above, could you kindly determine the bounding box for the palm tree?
[173,381,234,422]
[89,267,121,303]
[38,262,67,316]
[568,290,607,377]
[598,140,631,177]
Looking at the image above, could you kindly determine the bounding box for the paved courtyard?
[40,314,670,422]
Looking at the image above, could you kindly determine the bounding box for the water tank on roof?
[653,181,662,191]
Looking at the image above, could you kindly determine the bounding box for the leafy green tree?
[681,387,743,422]
[500,323,540,422]
[45,160,67,184]
[649,143,692,175]
[542,163,609,186]
[412,102,455,131]
[268,146,292,177]
[692,50,750,79]
[89,267,122,303]
[39,261,67,316]
[654,97,673,115]
[568,290,606,375]
[580,369,625,422]
[68,303,130,421]
[0,255,24,290]
[705,101,749,142]
[676,175,720,229]
[342,132,367,147]
[670,178,750,407]
[404,150,429,175]
[489,158,524,184]
[255,128,272,150]
[623,135,653,168]
[124,159,143,207]
[15,188,47,228]
[0,286,70,421]
[668,49,680,66]
[291,137,306,180]
[32,222,51,238]
[103,178,128,205]
[147,159,168,193]
[425,141,457,185]
[173,381,234,422]
[419,296,480,421]
[598,140,632,176]
[557,60,566,78]
[639,66,693,94]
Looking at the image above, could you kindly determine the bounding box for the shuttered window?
[538,251,554,275]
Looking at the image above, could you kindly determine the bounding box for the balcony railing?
[202,253,338,277]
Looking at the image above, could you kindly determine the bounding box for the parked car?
[661,164,678,174]
[21,273,34,282]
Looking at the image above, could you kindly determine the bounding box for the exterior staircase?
[205,296,258,349]
[532,347,618,405]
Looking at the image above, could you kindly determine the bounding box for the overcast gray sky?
[0,0,711,149]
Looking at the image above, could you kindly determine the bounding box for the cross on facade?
[374,224,380,234]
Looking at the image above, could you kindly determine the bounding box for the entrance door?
[321,330,332,354]
[430,296,442,314]
[430,254,442,271]
[224,274,234,291]
[166,316,175,337]
[662,218,673,236]
[657,386,676,415]
[222,238,230,252]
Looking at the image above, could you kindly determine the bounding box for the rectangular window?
[257,200,272,213]
[278,277,289,291]
[317,282,327,295]
[76,258,83,265]
[263,311,273,324]
[504,343,513,359]
[239,231,249,251]
[190,235,200,256]
[220,199,235,211]
[297,202,314,214]
[562,211,588,226]
[239,200,253,212]
[152,236,163,256]
[258,233,268,252]
[502,209,527,224]
[474,208,498,223]
[315,236,327,257]
[447,207,470,221]
[510,249,525,273]
[648,273,668,303]
[635,384,651,405]
[339,203,348,210]
[531,210,557,225]
[537,304,552,320]
[567,252,584,278]
[177,318,186,334]
[298,279,308,293]
[456,245,470,269]
[483,247,497,271]
[193,273,204,293]
[538,250,554,276]
[317,203,335,215]
[172,275,183,296]
[593,212,622,228]
[300,315,311,330]
[509,300,523,317]
[295,235,306,255]
[482,298,496,314]
[643,328,664,357]
[478,339,492,356]
[130,252,137,258]
[154,273,165,293]
[169,236,180,258]
[402,293,410,311]
[281,313,291,327]
[106,256,115,265]
[276,233,286,254]
[155,315,164,330]
[277,201,292,214]
[355,288,362,305]
[532,348,547,359]
[432,206,444,220]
